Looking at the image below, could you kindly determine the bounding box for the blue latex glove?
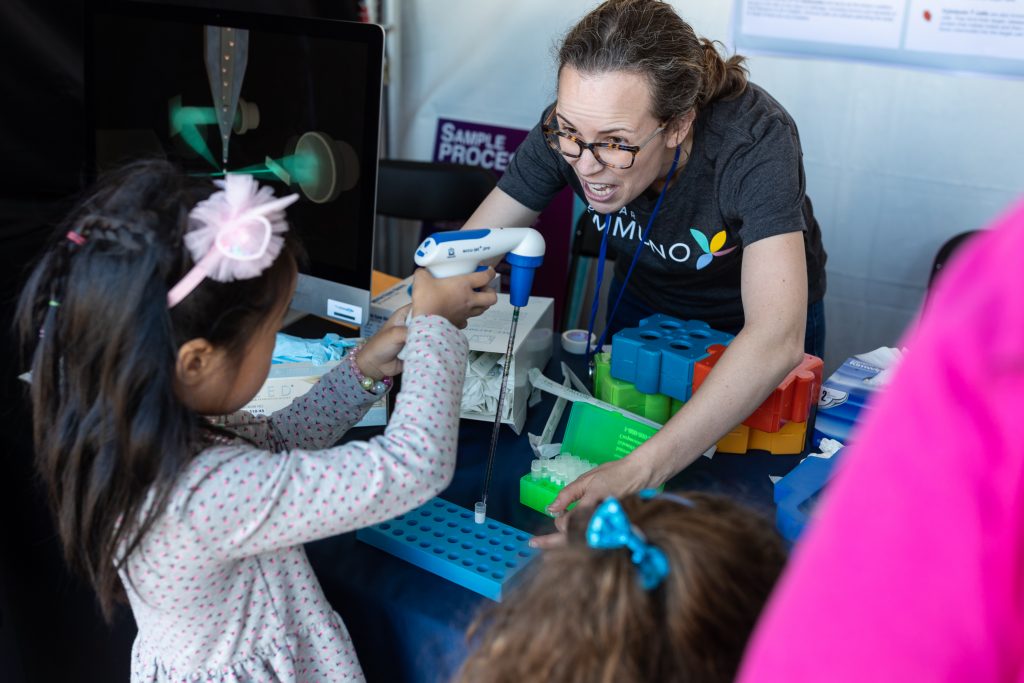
[272,332,358,365]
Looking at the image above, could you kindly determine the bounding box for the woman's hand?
[356,305,410,380]
[530,451,658,549]
[411,267,497,329]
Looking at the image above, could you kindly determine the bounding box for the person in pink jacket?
[738,197,1024,682]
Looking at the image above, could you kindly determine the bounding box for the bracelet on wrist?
[348,345,393,395]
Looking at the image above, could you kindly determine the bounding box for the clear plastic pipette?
[476,306,520,523]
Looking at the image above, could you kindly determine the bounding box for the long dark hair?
[456,492,786,683]
[16,159,298,621]
[558,0,749,120]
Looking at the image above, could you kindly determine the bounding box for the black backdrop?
[0,2,362,681]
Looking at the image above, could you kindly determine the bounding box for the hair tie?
[167,174,299,308]
[638,488,695,508]
[66,231,86,246]
[586,497,670,591]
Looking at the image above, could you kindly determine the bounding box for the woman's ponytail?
[697,38,749,108]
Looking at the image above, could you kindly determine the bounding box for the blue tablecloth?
[306,349,803,683]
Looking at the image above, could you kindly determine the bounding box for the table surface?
[305,347,805,683]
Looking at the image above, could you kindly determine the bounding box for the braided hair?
[16,159,298,620]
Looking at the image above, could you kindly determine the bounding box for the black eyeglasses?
[542,109,665,170]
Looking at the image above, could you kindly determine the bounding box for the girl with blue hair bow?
[455,491,786,683]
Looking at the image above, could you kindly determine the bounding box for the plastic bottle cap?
[561,329,596,355]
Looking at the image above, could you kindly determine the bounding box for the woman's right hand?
[410,267,497,329]
[530,453,657,549]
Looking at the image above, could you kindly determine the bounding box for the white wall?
[392,1,1024,372]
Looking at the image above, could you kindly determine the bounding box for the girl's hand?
[411,267,497,329]
[356,306,410,380]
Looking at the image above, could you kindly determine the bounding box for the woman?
[462,0,827,544]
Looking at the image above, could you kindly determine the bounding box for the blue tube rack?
[356,498,538,601]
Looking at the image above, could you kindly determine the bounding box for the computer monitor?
[85,0,382,326]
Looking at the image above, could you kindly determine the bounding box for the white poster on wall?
[904,0,1024,60]
[741,0,904,48]
[734,0,1024,76]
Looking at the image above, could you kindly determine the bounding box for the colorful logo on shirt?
[691,229,737,270]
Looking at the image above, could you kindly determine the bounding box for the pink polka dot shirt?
[121,316,467,682]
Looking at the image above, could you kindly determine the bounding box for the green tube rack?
[519,401,660,516]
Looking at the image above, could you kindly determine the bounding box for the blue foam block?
[774,450,844,542]
[610,314,734,401]
[356,498,538,601]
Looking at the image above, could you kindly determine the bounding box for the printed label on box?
[327,299,362,324]
[812,356,886,445]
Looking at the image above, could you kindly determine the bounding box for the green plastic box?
[519,401,659,516]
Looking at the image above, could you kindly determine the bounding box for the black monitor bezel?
[83,0,383,293]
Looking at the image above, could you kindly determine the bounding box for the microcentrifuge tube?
[474,501,487,524]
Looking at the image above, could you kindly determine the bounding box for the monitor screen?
[85,0,382,326]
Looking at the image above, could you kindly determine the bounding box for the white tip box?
[242,359,388,428]
[365,275,554,433]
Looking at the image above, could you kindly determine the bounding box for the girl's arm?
[213,356,380,452]
[540,232,807,542]
[221,269,490,451]
[178,314,469,559]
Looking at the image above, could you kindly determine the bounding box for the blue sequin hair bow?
[585,490,690,591]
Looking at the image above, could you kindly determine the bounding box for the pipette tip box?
[366,277,555,433]
[519,401,661,516]
[356,498,537,601]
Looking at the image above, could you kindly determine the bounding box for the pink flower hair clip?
[167,174,299,308]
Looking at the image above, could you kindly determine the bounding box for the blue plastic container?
[356,498,538,601]
[610,314,733,401]
[774,450,844,542]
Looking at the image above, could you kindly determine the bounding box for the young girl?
[455,491,787,683]
[16,159,496,682]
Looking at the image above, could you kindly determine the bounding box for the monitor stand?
[291,272,371,327]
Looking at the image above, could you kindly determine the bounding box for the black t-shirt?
[498,82,827,331]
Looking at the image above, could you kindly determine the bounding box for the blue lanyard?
[585,145,682,370]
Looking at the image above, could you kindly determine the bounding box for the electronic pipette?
[414,227,546,523]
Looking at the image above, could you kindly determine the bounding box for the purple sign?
[433,117,573,325]
[435,120,518,172]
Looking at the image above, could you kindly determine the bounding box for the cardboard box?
[366,275,554,433]
[243,360,388,428]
